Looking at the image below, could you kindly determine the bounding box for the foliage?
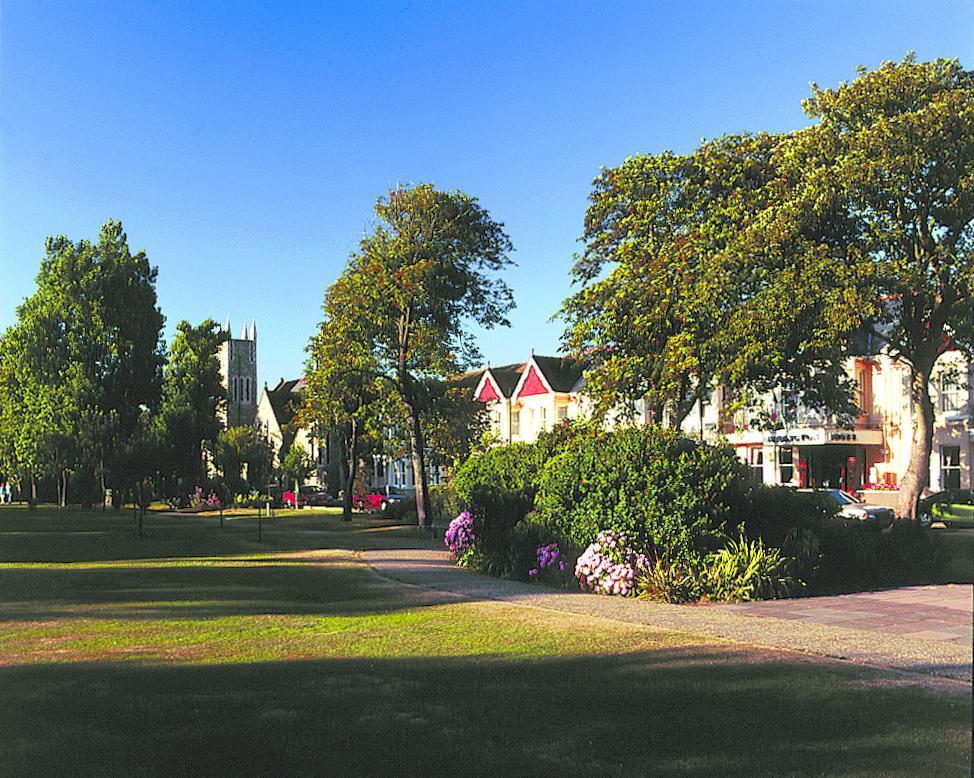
[318,183,515,527]
[561,134,859,427]
[763,56,974,517]
[277,444,314,488]
[428,483,461,525]
[444,511,477,565]
[574,530,649,596]
[453,442,546,573]
[305,282,387,520]
[214,426,275,498]
[234,492,273,509]
[536,426,748,564]
[636,558,701,604]
[700,536,802,602]
[0,221,165,506]
[157,319,227,493]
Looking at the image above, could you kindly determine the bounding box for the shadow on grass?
[0,507,437,564]
[0,554,455,622]
[0,650,969,776]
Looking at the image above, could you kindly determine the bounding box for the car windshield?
[829,490,862,505]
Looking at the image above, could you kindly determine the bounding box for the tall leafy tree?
[562,135,859,427]
[766,56,974,518]
[0,221,165,506]
[318,184,515,529]
[158,320,227,493]
[305,278,386,521]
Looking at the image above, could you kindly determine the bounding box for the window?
[940,374,965,413]
[749,447,764,483]
[511,410,520,437]
[941,446,961,490]
[778,447,794,484]
[540,407,547,431]
[556,405,569,423]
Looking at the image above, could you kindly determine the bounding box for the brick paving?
[363,547,974,683]
[723,585,973,646]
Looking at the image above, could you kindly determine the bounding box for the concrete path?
[363,548,973,683]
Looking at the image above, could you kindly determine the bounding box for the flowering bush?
[445,511,477,565]
[187,486,221,510]
[527,541,572,585]
[574,530,649,596]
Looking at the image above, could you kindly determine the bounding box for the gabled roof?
[531,355,586,393]
[489,362,526,397]
[266,377,306,428]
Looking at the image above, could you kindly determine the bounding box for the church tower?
[218,319,258,428]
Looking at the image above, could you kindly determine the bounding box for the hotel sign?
[764,428,883,446]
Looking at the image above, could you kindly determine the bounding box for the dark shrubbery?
[428,483,460,526]
[453,443,547,574]
[535,426,749,564]
[745,486,947,592]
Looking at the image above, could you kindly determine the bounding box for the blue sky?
[1,1,970,386]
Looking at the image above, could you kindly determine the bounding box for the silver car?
[798,489,895,526]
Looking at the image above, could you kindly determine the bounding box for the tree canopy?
[0,220,165,506]
[313,184,515,527]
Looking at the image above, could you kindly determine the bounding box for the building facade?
[254,377,334,488]
[464,349,972,497]
[218,320,258,428]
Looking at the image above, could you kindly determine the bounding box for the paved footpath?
[363,548,973,683]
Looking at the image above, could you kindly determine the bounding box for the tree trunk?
[341,419,358,522]
[896,367,935,520]
[59,469,68,509]
[405,402,431,530]
[29,474,36,509]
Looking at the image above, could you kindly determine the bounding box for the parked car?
[353,485,413,513]
[282,489,309,508]
[297,485,337,507]
[797,488,895,527]
[918,489,974,529]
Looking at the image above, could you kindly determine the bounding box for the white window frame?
[941,445,961,490]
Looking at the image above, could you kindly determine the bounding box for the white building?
[465,349,972,496]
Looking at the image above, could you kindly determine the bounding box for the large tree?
[158,319,227,494]
[768,56,974,519]
[562,134,859,427]
[0,221,165,506]
[305,276,386,521]
[317,184,515,529]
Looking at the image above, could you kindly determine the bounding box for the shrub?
[744,486,838,547]
[429,483,460,525]
[384,496,417,522]
[701,535,802,602]
[574,530,649,596]
[636,557,701,603]
[444,511,478,566]
[537,426,748,565]
[453,443,547,574]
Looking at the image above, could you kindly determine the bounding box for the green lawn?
[0,506,970,776]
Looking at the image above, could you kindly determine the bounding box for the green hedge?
[452,443,547,575]
[535,426,749,564]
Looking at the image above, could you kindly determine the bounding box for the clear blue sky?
[2,1,971,386]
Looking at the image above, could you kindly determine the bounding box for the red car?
[282,489,309,508]
[353,485,412,513]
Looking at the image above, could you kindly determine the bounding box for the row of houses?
[220,320,972,498]
[462,350,973,495]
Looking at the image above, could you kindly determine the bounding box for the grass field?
[0,506,970,776]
